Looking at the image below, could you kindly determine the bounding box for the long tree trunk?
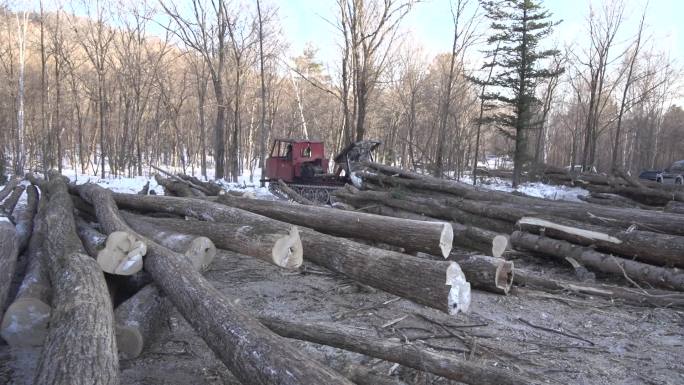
[76,184,354,385]
[122,213,303,270]
[217,194,453,258]
[34,174,118,385]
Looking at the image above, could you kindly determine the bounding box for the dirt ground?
[1,245,683,385]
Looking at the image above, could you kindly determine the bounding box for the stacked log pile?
[331,162,684,307]
[0,172,540,385]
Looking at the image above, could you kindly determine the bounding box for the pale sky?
[278,0,682,73]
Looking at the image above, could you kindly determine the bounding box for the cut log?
[0,217,19,320]
[448,254,514,295]
[510,231,684,291]
[259,317,537,385]
[110,193,472,314]
[76,184,355,385]
[516,216,684,268]
[154,173,195,197]
[218,194,454,258]
[97,231,147,275]
[0,187,48,347]
[14,184,38,253]
[34,174,118,385]
[665,201,684,215]
[178,174,223,195]
[0,185,25,216]
[121,212,216,271]
[358,165,684,236]
[277,179,316,205]
[138,181,150,195]
[514,269,684,308]
[0,177,19,202]
[114,284,170,359]
[338,364,410,385]
[123,213,302,270]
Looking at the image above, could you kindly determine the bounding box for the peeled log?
[121,212,216,271]
[510,231,684,291]
[517,216,684,268]
[259,317,537,385]
[124,213,302,269]
[111,193,472,315]
[218,194,454,258]
[0,195,51,347]
[34,175,118,385]
[77,184,355,385]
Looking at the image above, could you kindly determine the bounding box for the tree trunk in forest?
[109,193,472,314]
[76,184,355,385]
[218,194,454,258]
[35,174,118,385]
[510,231,684,291]
[516,216,684,268]
[259,317,536,385]
[123,214,303,270]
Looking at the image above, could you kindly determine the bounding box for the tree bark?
[34,174,118,385]
[665,201,684,215]
[510,231,684,291]
[514,269,684,309]
[259,317,537,385]
[110,193,472,315]
[448,254,514,295]
[15,184,39,252]
[0,218,19,320]
[76,184,355,385]
[123,213,302,270]
[517,216,684,268]
[154,173,195,197]
[218,194,454,258]
[0,185,45,347]
[0,185,24,216]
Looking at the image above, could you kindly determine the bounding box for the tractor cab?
[263,139,329,184]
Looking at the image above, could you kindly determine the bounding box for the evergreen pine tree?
[478,0,563,186]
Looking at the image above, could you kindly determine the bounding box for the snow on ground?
[459,175,590,202]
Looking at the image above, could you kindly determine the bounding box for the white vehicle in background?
[656,160,684,185]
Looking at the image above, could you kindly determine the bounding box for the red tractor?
[263,138,380,203]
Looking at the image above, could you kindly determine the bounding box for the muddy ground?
[1,245,683,385]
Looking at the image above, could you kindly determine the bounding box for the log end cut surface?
[272,226,303,269]
[0,298,51,347]
[115,325,144,360]
[186,236,217,271]
[439,222,454,258]
[446,262,471,315]
[97,231,147,275]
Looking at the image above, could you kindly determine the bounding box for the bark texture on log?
[665,201,684,215]
[0,185,25,216]
[0,194,50,347]
[178,174,223,195]
[125,214,302,269]
[448,254,514,295]
[35,175,119,385]
[514,269,684,308]
[121,212,217,271]
[260,317,537,385]
[510,231,684,291]
[14,184,38,253]
[338,364,410,385]
[77,185,354,385]
[0,219,19,321]
[517,216,684,268]
[154,174,195,197]
[218,194,454,258]
[111,193,472,314]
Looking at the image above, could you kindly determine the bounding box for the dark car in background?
[657,160,684,184]
[639,169,661,181]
